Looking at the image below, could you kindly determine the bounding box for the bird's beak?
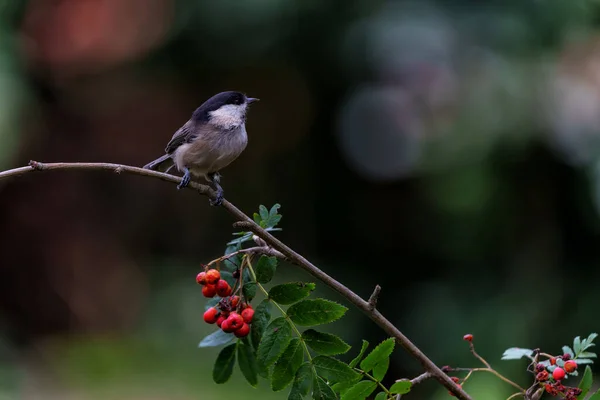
[247,97,259,104]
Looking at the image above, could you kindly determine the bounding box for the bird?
[143,91,258,205]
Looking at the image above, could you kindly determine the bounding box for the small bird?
[143,91,258,205]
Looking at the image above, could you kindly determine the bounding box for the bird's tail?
[143,154,174,172]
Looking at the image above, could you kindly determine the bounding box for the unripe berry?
[202,284,217,298]
[463,334,473,342]
[241,308,254,324]
[536,370,549,382]
[203,307,219,324]
[206,269,221,285]
[227,312,244,330]
[234,323,250,338]
[216,315,227,328]
[564,360,577,373]
[230,295,240,307]
[562,353,571,361]
[216,280,232,297]
[552,367,565,381]
[196,272,207,285]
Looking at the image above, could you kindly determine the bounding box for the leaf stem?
[356,369,391,397]
[451,367,525,393]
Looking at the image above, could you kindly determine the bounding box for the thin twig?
[469,342,492,369]
[0,161,472,400]
[205,246,285,268]
[450,367,526,392]
[368,285,381,310]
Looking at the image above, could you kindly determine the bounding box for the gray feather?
[143,154,174,172]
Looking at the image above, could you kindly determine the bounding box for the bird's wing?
[165,121,197,154]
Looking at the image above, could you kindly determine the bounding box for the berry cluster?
[535,356,581,399]
[197,269,254,338]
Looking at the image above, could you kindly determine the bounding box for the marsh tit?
[143,91,258,205]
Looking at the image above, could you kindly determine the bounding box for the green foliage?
[272,338,304,391]
[199,329,235,348]
[288,363,313,400]
[349,341,369,368]
[251,300,272,349]
[340,381,377,400]
[389,380,412,394]
[213,344,237,384]
[360,338,395,373]
[256,256,278,283]
[287,299,347,326]
[301,329,351,356]
[269,282,316,305]
[228,203,282,246]
[238,340,259,387]
[257,317,293,368]
[312,356,360,384]
[313,376,337,400]
[578,365,593,398]
[500,347,534,360]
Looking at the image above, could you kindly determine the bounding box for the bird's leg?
[207,172,224,206]
[177,167,191,190]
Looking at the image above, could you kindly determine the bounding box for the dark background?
[0,0,599,398]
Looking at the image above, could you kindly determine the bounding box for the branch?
[0,161,472,400]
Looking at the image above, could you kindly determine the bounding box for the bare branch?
[0,161,472,400]
[368,285,381,310]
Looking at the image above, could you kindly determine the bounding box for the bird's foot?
[177,168,191,190]
[209,188,224,206]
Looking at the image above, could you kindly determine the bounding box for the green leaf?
[588,389,600,400]
[253,213,262,225]
[501,347,534,360]
[390,380,412,394]
[331,376,362,396]
[220,270,235,287]
[272,338,305,391]
[288,362,313,400]
[224,243,242,270]
[259,205,269,221]
[243,282,257,302]
[269,282,316,305]
[204,297,220,311]
[287,299,348,326]
[578,352,597,358]
[302,329,351,356]
[372,357,389,381]
[349,341,369,368]
[313,375,337,400]
[574,358,594,364]
[255,256,278,283]
[574,336,582,354]
[586,333,598,346]
[257,317,292,368]
[237,341,258,387]
[265,204,282,228]
[374,392,386,400]
[578,365,593,398]
[199,329,235,348]
[340,381,377,400]
[213,344,237,384]
[251,300,272,349]
[563,346,575,358]
[312,356,361,384]
[360,338,395,373]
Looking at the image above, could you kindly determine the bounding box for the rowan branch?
[0,160,472,400]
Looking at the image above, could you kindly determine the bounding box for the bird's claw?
[177,172,191,190]
[209,191,224,206]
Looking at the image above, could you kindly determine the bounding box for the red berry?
[221,318,235,333]
[196,272,207,285]
[564,360,577,373]
[227,312,244,330]
[241,308,254,324]
[550,357,556,366]
[206,269,221,285]
[216,315,227,327]
[230,295,240,307]
[562,353,571,361]
[216,280,232,297]
[234,323,250,338]
[463,334,473,342]
[203,307,219,324]
[553,367,565,381]
[202,284,217,298]
[450,377,460,383]
[536,371,549,382]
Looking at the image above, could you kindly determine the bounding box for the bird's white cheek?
[208,105,246,129]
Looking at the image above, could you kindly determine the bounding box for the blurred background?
[0,0,599,398]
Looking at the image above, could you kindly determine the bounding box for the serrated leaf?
[360,338,395,373]
[588,389,600,400]
[287,299,348,326]
[243,282,257,301]
[313,356,361,384]
[578,352,597,358]
[373,357,389,381]
[302,329,351,356]
[256,256,278,283]
[313,375,337,400]
[251,300,272,349]
[237,341,258,387]
[213,344,236,384]
[257,317,292,368]
[269,282,316,305]
[563,346,575,358]
[501,347,534,360]
[574,336,582,354]
[199,329,235,348]
[288,362,313,400]
[578,365,593,397]
[272,338,305,391]
[265,204,282,228]
[340,381,377,400]
[331,376,362,396]
[259,205,269,221]
[390,380,412,394]
[349,341,369,368]
[374,392,386,400]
